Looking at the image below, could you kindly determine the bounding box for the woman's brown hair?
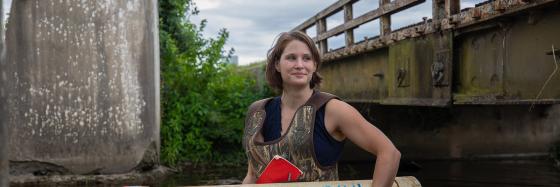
[265,31,323,90]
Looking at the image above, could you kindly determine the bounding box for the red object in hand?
[256,155,303,184]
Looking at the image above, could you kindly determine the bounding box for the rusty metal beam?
[442,0,557,29]
[380,98,451,106]
[454,98,560,105]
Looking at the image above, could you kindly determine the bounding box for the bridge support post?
[344,4,354,47]
[380,0,391,36]
[433,0,460,20]
[0,1,8,186]
[1,0,160,176]
[445,0,460,16]
[317,18,328,53]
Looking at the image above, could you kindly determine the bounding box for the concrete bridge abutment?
[0,0,160,177]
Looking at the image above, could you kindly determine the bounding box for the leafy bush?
[159,0,272,166]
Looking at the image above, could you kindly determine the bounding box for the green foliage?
[159,0,272,166]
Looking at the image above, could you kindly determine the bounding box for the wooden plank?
[187,176,422,187]
[445,0,460,16]
[432,0,445,20]
[292,0,357,32]
[317,18,328,54]
[380,0,391,36]
[316,0,425,42]
[344,4,354,47]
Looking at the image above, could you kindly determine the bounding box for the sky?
[192,0,339,65]
[192,0,485,65]
[3,0,11,21]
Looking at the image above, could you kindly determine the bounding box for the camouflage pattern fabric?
[243,91,339,182]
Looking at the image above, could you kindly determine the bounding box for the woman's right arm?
[242,162,257,184]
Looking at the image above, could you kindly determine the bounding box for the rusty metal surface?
[381,32,453,106]
[319,49,388,103]
[304,0,560,106]
[454,8,560,104]
[319,32,454,107]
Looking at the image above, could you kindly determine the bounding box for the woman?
[242,31,400,187]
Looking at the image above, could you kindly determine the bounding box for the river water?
[346,159,560,187]
[160,159,560,186]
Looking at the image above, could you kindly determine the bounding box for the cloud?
[195,0,221,10]
[3,0,12,21]
[192,0,337,65]
[391,1,433,30]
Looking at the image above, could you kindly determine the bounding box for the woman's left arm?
[326,100,401,187]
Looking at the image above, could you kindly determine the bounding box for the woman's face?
[275,40,316,88]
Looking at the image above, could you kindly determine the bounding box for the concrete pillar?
[0,0,9,185]
[0,0,160,175]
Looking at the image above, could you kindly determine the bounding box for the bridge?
[0,0,559,185]
[291,0,560,160]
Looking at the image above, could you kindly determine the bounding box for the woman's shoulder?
[324,96,359,118]
[325,98,350,110]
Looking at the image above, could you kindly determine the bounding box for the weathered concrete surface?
[0,0,160,175]
[0,121,6,187]
[0,114,7,186]
[0,0,8,186]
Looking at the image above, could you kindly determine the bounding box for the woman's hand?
[242,162,257,184]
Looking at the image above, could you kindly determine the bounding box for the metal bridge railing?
[292,0,426,53]
[291,0,553,62]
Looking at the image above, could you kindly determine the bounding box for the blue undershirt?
[262,97,345,166]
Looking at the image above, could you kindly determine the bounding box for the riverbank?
[10,166,172,186]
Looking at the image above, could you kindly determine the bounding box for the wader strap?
[306,91,338,112]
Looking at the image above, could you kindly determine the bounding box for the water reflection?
[343,159,560,187]
[160,165,246,186]
[163,159,560,186]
